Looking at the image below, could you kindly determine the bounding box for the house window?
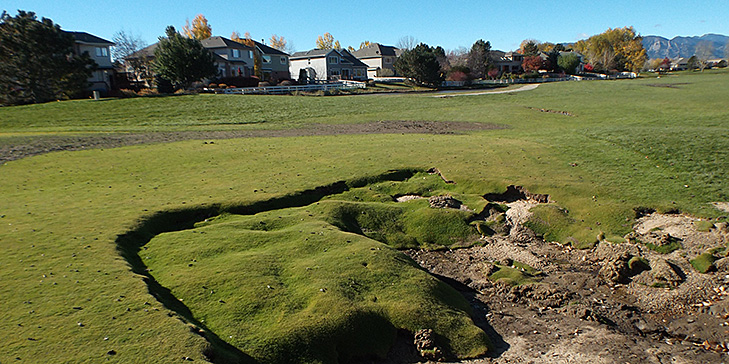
[330,69,340,76]
[280,57,287,65]
[328,56,339,64]
[248,51,253,58]
[384,57,391,64]
[262,55,271,64]
[95,47,108,57]
[232,49,240,58]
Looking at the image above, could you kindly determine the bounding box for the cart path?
[433,83,540,97]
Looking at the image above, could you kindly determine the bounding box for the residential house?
[253,41,291,81]
[289,48,368,82]
[491,51,524,73]
[201,36,255,77]
[670,57,688,71]
[67,31,115,94]
[351,43,401,78]
[125,36,291,85]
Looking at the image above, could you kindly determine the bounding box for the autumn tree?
[522,56,544,73]
[537,42,555,52]
[394,43,444,87]
[269,34,287,51]
[316,32,336,49]
[0,10,96,105]
[359,41,371,49]
[153,26,216,89]
[573,27,646,72]
[182,14,211,40]
[466,39,492,78]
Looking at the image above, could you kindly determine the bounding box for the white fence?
[208,81,366,95]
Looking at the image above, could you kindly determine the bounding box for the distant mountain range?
[642,34,728,59]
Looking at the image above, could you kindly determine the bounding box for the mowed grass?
[1,70,728,363]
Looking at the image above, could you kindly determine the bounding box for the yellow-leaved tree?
[182,14,211,40]
[574,27,646,72]
[316,33,335,49]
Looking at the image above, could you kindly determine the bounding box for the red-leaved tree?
[522,56,544,72]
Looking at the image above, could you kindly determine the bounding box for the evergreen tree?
[394,43,445,87]
[0,10,95,105]
[152,26,217,90]
[466,39,492,78]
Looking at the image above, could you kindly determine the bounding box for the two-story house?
[351,43,401,78]
[201,36,255,77]
[253,41,291,82]
[67,31,115,94]
[289,48,368,82]
[491,50,524,73]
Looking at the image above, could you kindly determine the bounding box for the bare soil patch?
[400,197,729,363]
[0,120,503,164]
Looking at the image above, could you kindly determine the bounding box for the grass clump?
[645,237,682,254]
[524,204,596,248]
[694,220,714,232]
[690,252,718,273]
[489,261,540,286]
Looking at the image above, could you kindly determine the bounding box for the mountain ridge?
[642,33,728,59]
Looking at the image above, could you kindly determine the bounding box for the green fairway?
[1,70,728,363]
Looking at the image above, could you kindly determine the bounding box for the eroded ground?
[399,196,729,364]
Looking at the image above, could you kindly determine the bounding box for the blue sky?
[3,0,728,52]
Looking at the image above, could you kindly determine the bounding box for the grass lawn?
[1,70,728,363]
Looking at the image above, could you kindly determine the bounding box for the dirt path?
[433,84,541,98]
[0,120,504,164]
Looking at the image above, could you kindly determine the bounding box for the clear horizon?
[3,0,728,53]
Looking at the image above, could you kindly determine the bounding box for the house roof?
[291,49,333,59]
[67,31,114,46]
[339,49,368,68]
[290,48,367,67]
[253,40,288,56]
[127,43,158,59]
[201,36,253,50]
[351,43,400,59]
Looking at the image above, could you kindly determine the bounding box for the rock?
[599,251,632,283]
[428,195,462,209]
[715,257,729,272]
[651,259,684,286]
[413,329,443,361]
[481,262,498,276]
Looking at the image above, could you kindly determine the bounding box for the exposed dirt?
[0,120,504,164]
[392,198,729,364]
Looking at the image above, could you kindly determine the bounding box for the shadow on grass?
[114,169,420,363]
[430,273,510,359]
